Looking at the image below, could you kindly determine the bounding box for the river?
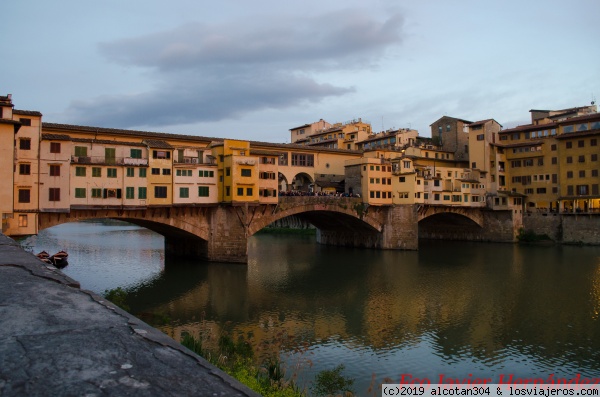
[19,220,600,395]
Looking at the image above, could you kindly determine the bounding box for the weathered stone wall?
[522,212,562,241]
[561,214,600,245]
[206,206,248,263]
[266,215,314,229]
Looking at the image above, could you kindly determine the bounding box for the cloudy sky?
[3,0,599,142]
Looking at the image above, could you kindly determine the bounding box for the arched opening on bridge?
[418,212,483,241]
[278,172,289,192]
[291,172,313,193]
[259,211,382,249]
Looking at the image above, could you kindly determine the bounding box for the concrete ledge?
[0,234,260,397]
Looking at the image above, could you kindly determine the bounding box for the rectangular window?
[19,163,31,175]
[241,169,252,177]
[49,165,60,176]
[591,139,598,147]
[552,174,558,183]
[91,188,102,198]
[567,185,574,195]
[592,169,598,177]
[19,138,31,150]
[138,187,147,199]
[226,168,231,176]
[103,188,121,199]
[566,157,573,164]
[476,134,484,141]
[18,214,28,227]
[579,170,586,178]
[105,148,116,164]
[592,184,599,195]
[567,171,573,179]
[578,140,585,148]
[50,142,61,153]
[130,149,142,159]
[179,187,189,198]
[551,144,557,151]
[126,187,134,199]
[18,189,30,203]
[126,168,135,177]
[225,186,230,196]
[551,157,557,165]
[91,167,101,177]
[49,188,60,202]
[75,166,86,176]
[139,168,147,177]
[592,154,598,162]
[577,185,589,195]
[198,186,210,197]
[537,158,544,166]
[153,150,170,159]
[19,118,31,126]
[75,146,88,157]
[566,142,572,149]
[154,186,167,198]
[162,168,171,175]
[579,155,585,163]
[291,153,314,167]
[237,187,244,196]
[151,168,160,175]
[246,188,253,196]
[107,168,117,178]
[75,188,86,198]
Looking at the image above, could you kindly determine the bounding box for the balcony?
[71,156,148,166]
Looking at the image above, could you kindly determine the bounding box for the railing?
[71,156,148,166]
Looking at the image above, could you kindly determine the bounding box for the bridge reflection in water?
[21,221,600,394]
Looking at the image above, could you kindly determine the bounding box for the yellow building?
[0,95,20,233]
[299,118,372,150]
[212,140,259,204]
[498,108,599,212]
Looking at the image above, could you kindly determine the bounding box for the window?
[563,125,574,133]
[291,153,314,167]
[476,134,484,141]
[446,124,451,131]
[75,146,87,157]
[577,185,589,195]
[579,155,585,163]
[537,158,544,166]
[50,142,61,153]
[126,168,135,177]
[19,118,31,126]
[592,154,598,162]
[139,168,147,177]
[153,150,170,159]
[551,144,557,151]
[19,164,31,175]
[198,186,209,197]
[593,185,599,195]
[19,138,31,150]
[91,188,102,198]
[552,174,558,183]
[566,156,573,164]
[403,161,411,169]
[92,167,101,177]
[49,188,60,201]
[578,140,585,148]
[592,169,598,177]
[579,170,586,178]
[241,169,252,177]
[154,186,167,198]
[591,139,597,147]
[130,149,142,159]
[567,185,574,195]
[107,168,117,178]
[237,187,244,196]
[49,165,60,176]
[201,170,214,177]
[151,168,160,175]
[75,167,86,177]
[18,214,28,227]
[162,168,171,175]
[566,142,572,149]
[226,168,231,176]
[567,171,573,179]
[536,188,546,194]
[103,188,121,199]
[75,188,86,198]
[105,148,116,164]
[246,188,253,196]
[18,189,30,203]
[225,186,230,196]
[126,187,135,199]
[180,187,189,198]
[138,187,147,199]
[551,157,557,165]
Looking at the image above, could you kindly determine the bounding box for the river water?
[20,220,600,395]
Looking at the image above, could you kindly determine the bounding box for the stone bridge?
[38,198,518,263]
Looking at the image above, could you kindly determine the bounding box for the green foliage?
[517,228,552,243]
[103,287,130,311]
[311,364,355,397]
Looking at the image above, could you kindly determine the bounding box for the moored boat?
[50,250,69,268]
[36,251,53,265]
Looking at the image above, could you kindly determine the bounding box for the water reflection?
[21,221,600,394]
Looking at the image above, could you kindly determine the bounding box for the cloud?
[66,8,405,128]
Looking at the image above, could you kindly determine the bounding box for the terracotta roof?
[429,116,473,126]
[494,140,544,148]
[42,133,71,141]
[43,122,220,143]
[249,149,281,156]
[469,119,502,128]
[554,129,600,139]
[0,119,21,126]
[143,139,173,149]
[14,109,43,117]
[70,137,146,147]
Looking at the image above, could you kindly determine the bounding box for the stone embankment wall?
[522,213,600,245]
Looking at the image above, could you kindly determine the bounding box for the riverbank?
[0,233,260,397]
